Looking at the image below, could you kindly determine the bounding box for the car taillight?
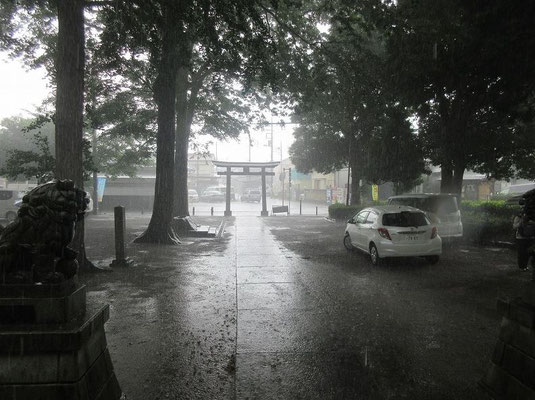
[378,228,391,240]
[431,227,437,239]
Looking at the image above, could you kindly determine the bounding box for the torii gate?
[212,161,280,217]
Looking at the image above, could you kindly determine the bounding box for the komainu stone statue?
[0,179,89,284]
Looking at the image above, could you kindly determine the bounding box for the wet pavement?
[81,211,528,400]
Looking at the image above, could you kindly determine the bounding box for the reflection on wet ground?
[82,212,521,399]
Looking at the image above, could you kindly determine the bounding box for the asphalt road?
[81,212,527,400]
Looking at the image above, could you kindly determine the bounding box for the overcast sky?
[0,52,49,121]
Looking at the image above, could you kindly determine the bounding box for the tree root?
[133,226,181,245]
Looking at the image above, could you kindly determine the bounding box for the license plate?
[405,235,419,241]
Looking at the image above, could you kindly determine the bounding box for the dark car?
[201,189,225,202]
[241,189,261,202]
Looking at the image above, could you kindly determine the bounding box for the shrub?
[460,200,518,244]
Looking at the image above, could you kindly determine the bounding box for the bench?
[272,205,289,214]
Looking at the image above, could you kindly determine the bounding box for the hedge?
[460,200,519,244]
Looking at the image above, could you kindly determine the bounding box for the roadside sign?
[97,177,107,202]
[372,185,379,201]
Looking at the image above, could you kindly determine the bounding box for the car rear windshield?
[390,196,458,215]
[382,211,429,227]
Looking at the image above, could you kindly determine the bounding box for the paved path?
[84,213,506,399]
[232,216,371,399]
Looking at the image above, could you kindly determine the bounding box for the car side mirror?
[347,219,355,224]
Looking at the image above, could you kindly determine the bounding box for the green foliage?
[0,115,95,183]
[0,130,54,183]
[0,1,57,74]
[460,200,519,219]
[387,0,535,191]
[286,0,427,196]
[460,200,518,243]
[0,116,53,169]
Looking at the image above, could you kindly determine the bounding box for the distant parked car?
[0,189,23,222]
[201,189,225,202]
[204,186,235,200]
[241,189,261,202]
[387,193,463,238]
[344,205,442,265]
[188,189,199,202]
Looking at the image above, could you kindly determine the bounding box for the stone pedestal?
[480,283,535,399]
[0,280,122,400]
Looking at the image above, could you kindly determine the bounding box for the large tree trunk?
[173,65,190,217]
[451,163,465,197]
[56,0,91,269]
[135,6,180,244]
[440,163,453,193]
[439,99,467,197]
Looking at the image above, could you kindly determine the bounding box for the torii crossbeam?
[212,161,280,216]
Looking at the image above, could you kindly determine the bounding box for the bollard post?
[110,206,133,268]
[316,206,318,215]
[211,207,214,216]
[300,200,302,215]
[192,206,195,216]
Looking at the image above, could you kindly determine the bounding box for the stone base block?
[0,302,122,400]
[0,279,86,324]
[0,350,122,400]
[481,296,535,399]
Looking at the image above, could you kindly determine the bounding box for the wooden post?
[110,206,132,267]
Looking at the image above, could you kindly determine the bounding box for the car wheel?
[369,243,380,266]
[343,233,354,251]
[425,255,440,265]
[5,211,16,222]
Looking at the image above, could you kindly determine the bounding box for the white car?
[344,205,442,265]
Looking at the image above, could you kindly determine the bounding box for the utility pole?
[288,167,291,214]
[281,168,286,206]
